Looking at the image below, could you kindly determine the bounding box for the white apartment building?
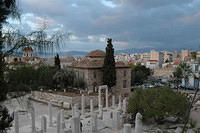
[150,50,164,67]
[146,60,160,69]
[140,52,150,61]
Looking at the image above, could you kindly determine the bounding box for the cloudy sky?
[11,0,200,52]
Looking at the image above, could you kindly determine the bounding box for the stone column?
[74,104,78,113]
[122,98,127,114]
[112,95,115,108]
[91,113,97,133]
[98,87,101,111]
[135,113,143,133]
[123,124,131,133]
[14,111,19,133]
[71,116,80,133]
[105,87,109,109]
[60,109,65,129]
[98,105,103,119]
[41,116,47,132]
[57,111,61,133]
[31,107,36,132]
[81,94,85,115]
[118,95,122,110]
[113,110,121,129]
[48,102,53,126]
[90,99,94,113]
[72,106,75,116]
[74,104,80,117]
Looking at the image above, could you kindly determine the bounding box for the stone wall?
[153,67,175,78]
[30,91,99,109]
[114,67,131,97]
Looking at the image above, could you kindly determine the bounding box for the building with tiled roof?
[4,47,43,69]
[86,50,106,58]
[69,50,131,96]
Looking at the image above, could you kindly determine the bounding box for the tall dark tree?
[0,0,19,101]
[102,38,116,91]
[55,53,61,69]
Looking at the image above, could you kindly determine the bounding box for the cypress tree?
[102,38,116,91]
[54,53,61,69]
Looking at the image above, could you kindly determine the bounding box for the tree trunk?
[0,24,7,101]
[182,87,199,133]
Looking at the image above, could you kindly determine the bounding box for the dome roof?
[86,50,105,58]
[23,47,33,51]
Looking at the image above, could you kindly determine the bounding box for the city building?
[4,47,43,68]
[150,50,164,67]
[69,50,131,96]
[43,56,75,69]
[140,52,150,61]
[181,50,193,61]
[146,60,159,69]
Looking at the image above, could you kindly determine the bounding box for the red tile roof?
[69,58,129,68]
[86,50,105,58]
[23,47,33,52]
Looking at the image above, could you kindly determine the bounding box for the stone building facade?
[69,50,131,96]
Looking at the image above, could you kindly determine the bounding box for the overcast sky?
[11,0,200,51]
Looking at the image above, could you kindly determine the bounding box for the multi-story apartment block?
[150,50,164,67]
[140,52,150,61]
[181,50,193,61]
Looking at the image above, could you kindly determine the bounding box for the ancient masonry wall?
[30,91,99,109]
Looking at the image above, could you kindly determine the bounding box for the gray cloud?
[14,0,200,51]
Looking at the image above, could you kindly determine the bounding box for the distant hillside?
[115,47,183,54]
[12,51,88,58]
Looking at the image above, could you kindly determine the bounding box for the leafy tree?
[73,77,86,90]
[53,69,76,89]
[7,66,58,92]
[0,1,65,132]
[0,105,13,133]
[191,51,197,60]
[7,66,37,92]
[55,53,61,69]
[102,38,116,91]
[0,0,66,101]
[37,66,58,89]
[130,64,151,85]
[127,87,189,123]
[173,63,192,86]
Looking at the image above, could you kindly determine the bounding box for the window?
[93,71,96,79]
[123,80,127,88]
[124,70,126,77]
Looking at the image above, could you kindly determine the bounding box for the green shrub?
[127,87,189,123]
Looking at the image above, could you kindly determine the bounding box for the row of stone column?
[98,86,127,112]
[14,105,141,133]
[14,108,47,133]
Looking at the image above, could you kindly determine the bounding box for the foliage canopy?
[102,38,116,90]
[127,87,189,123]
